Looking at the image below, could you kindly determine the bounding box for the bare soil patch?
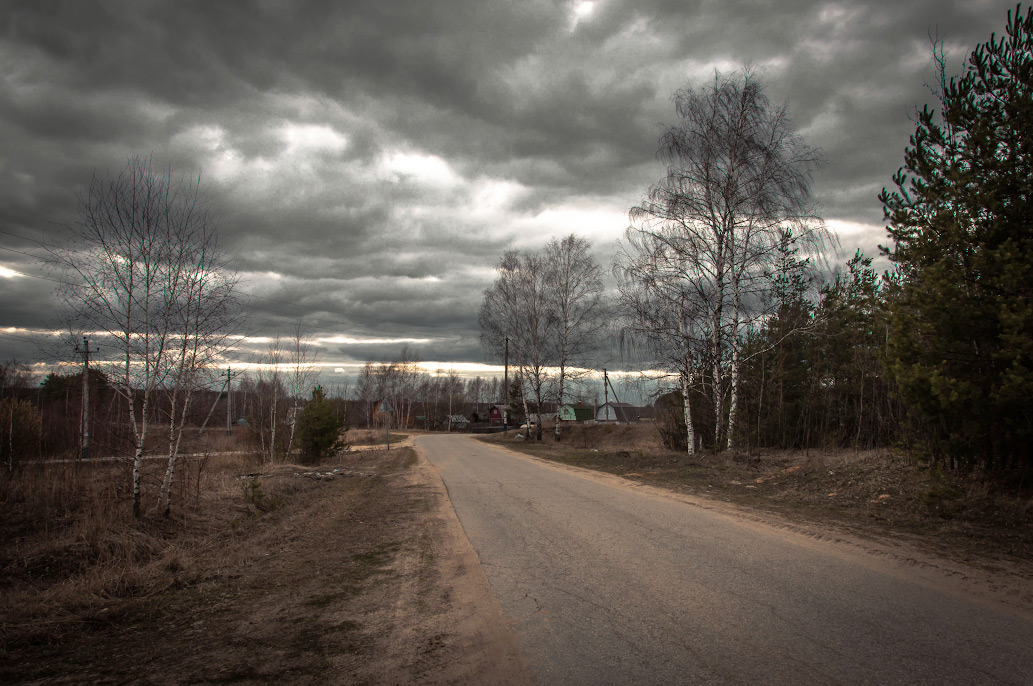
[1,445,528,685]
[481,423,1033,574]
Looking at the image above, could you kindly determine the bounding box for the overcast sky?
[0,0,1014,385]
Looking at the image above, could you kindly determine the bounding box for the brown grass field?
[0,429,526,684]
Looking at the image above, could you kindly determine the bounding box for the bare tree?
[441,369,464,431]
[355,362,378,428]
[623,68,829,451]
[615,231,708,454]
[284,323,320,459]
[486,376,500,408]
[480,251,535,435]
[157,224,239,514]
[480,250,554,440]
[52,155,241,517]
[264,337,284,462]
[392,345,423,429]
[544,235,607,440]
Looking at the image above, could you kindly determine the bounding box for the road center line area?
[417,434,1033,686]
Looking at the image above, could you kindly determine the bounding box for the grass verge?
[0,444,424,683]
[347,429,411,446]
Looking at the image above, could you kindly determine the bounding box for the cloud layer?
[0,0,1015,376]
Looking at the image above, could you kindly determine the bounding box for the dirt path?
[2,447,530,685]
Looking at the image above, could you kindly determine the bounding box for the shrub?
[295,386,344,464]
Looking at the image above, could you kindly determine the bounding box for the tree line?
[352,346,506,430]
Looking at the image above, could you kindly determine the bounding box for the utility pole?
[503,336,509,399]
[222,367,240,436]
[503,336,509,427]
[76,337,99,461]
[198,373,229,437]
[603,368,609,422]
[604,370,624,422]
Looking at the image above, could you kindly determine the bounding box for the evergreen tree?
[738,231,816,448]
[295,386,344,464]
[880,6,1033,470]
[812,253,897,448]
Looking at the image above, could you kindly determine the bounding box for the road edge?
[480,438,1033,622]
[410,438,535,685]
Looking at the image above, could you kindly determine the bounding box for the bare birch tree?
[264,337,284,462]
[481,238,606,441]
[480,251,535,435]
[544,235,606,440]
[624,67,828,450]
[52,155,240,517]
[284,323,320,459]
[480,250,554,440]
[615,231,709,454]
[157,221,239,515]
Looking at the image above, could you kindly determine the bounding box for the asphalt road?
[417,434,1033,686]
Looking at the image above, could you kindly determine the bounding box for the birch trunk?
[711,312,724,449]
[159,386,193,516]
[682,367,695,456]
[285,398,299,459]
[680,307,696,455]
[727,344,741,451]
[554,365,565,441]
[269,383,278,463]
[726,286,742,451]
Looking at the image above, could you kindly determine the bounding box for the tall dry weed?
[1,440,266,645]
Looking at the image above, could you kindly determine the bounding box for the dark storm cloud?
[0,0,1019,368]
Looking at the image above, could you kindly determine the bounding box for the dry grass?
[0,435,271,652]
[481,423,1033,569]
[346,428,410,446]
[1,443,431,683]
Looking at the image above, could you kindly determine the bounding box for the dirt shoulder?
[1,447,529,685]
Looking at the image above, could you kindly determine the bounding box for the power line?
[0,228,58,248]
[0,331,39,345]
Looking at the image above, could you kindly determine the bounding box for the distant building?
[596,402,656,423]
[446,414,469,431]
[558,405,595,422]
[488,404,508,425]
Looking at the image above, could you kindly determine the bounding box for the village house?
[558,404,595,423]
[595,402,657,423]
[446,414,469,431]
[488,404,508,425]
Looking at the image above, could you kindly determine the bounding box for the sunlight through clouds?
[377,150,461,187]
[511,200,628,248]
[317,335,432,345]
[569,0,596,30]
[279,123,348,154]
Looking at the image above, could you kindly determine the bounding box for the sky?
[0,0,1015,389]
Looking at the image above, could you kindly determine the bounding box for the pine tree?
[295,386,344,465]
[880,5,1033,470]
